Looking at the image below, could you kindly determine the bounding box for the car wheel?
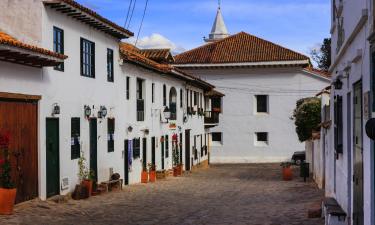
[295,159,302,165]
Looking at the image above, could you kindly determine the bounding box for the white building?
[0,0,219,204]
[322,0,375,225]
[175,6,331,163]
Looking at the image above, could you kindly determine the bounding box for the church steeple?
[204,0,229,43]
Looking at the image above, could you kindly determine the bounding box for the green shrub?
[292,97,321,142]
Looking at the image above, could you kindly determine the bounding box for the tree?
[311,38,331,71]
[291,98,321,142]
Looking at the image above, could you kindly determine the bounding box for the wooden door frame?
[46,118,60,198]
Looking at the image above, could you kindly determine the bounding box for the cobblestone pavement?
[0,164,324,225]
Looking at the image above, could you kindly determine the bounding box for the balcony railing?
[204,111,219,124]
[137,99,144,121]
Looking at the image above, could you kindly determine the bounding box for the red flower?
[0,131,10,148]
[0,159,4,165]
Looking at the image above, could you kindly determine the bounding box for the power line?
[124,0,133,28]
[135,0,149,47]
[126,0,138,29]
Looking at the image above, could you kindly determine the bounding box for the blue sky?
[77,0,330,56]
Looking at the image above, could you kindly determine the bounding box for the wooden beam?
[0,92,42,101]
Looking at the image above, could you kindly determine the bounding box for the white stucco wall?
[183,67,330,163]
[0,0,42,45]
[329,0,375,224]
[0,4,209,201]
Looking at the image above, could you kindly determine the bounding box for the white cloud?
[127,33,186,55]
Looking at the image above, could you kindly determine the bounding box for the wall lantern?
[333,78,343,90]
[143,129,150,135]
[52,103,60,116]
[84,105,92,118]
[163,106,171,122]
[98,106,108,118]
[127,126,133,133]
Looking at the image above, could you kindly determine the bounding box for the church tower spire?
[204,0,229,43]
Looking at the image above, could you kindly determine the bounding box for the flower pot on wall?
[82,180,93,197]
[282,167,293,181]
[141,171,148,183]
[149,171,156,182]
[0,188,17,215]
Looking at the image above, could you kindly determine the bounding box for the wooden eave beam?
[0,92,42,101]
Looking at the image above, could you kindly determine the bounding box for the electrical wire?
[126,0,138,29]
[124,0,133,28]
[135,0,149,47]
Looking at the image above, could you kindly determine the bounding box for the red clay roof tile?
[0,31,67,60]
[175,32,309,64]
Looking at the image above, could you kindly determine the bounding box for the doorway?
[142,138,147,170]
[0,99,39,203]
[151,137,156,166]
[124,140,129,185]
[46,118,60,198]
[185,130,191,171]
[353,81,363,225]
[89,118,98,182]
[161,137,165,170]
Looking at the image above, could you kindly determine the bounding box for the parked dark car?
[291,151,305,165]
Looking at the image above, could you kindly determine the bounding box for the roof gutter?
[174,60,310,68]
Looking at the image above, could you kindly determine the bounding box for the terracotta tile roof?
[175,32,309,65]
[303,67,331,79]
[120,43,171,73]
[44,0,133,38]
[205,89,225,97]
[140,49,174,63]
[119,43,214,90]
[0,31,67,59]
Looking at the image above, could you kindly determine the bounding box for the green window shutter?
[107,118,115,152]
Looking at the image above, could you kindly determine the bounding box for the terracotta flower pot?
[282,167,293,181]
[173,167,179,177]
[82,180,93,197]
[149,171,156,182]
[177,165,183,176]
[0,188,17,215]
[141,171,148,183]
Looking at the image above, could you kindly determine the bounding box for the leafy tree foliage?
[292,98,321,142]
[311,38,331,71]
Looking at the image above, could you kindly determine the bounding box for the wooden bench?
[322,197,347,225]
[101,179,123,192]
[100,169,123,192]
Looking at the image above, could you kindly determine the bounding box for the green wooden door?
[46,118,60,198]
[90,119,98,182]
[353,82,364,225]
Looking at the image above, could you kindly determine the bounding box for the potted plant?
[280,162,293,181]
[172,141,180,177]
[0,132,17,215]
[148,163,156,182]
[78,152,94,197]
[141,163,148,183]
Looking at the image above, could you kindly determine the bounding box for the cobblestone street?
[0,164,324,225]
